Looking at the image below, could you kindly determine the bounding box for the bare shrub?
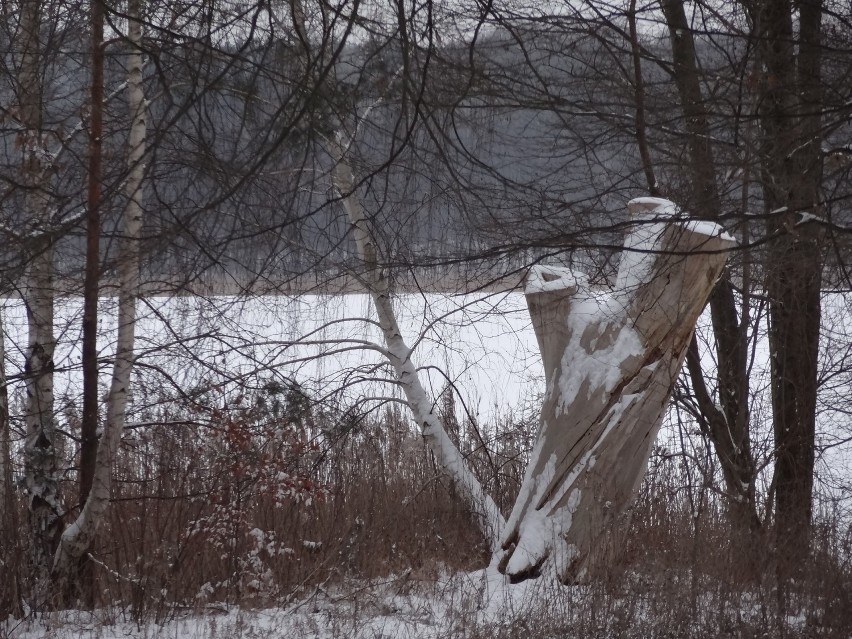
[4,380,851,638]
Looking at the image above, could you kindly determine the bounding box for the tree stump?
[498,197,735,583]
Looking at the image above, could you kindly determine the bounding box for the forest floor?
[6,568,530,639]
[4,565,825,639]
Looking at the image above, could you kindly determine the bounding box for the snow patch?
[525,265,587,295]
[502,427,550,536]
[681,220,736,243]
[797,211,820,225]
[505,488,582,576]
[628,197,680,218]
[618,198,737,291]
[556,294,644,412]
[615,221,668,291]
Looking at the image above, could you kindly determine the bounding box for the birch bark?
[53,0,146,577]
[18,0,61,591]
[286,0,505,551]
[0,308,22,616]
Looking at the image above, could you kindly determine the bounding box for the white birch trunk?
[0,308,14,524]
[18,0,61,587]
[53,0,146,574]
[285,0,505,551]
[0,306,22,615]
[327,137,505,551]
[498,198,735,583]
[0,307,12,535]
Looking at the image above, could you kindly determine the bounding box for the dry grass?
[3,383,852,637]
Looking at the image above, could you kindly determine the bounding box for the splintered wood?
[499,198,734,583]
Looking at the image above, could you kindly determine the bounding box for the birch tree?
[2,0,147,600]
[53,0,147,583]
[286,0,506,551]
[0,310,22,617]
[17,0,62,591]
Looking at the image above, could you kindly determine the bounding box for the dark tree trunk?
[659,0,761,538]
[80,0,105,513]
[65,0,106,607]
[750,0,824,578]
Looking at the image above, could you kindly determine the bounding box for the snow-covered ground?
[5,568,552,638]
[1,291,542,426]
[5,565,819,639]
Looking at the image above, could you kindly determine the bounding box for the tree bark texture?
[18,0,62,593]
[54,0,146,580]
[0,309,23,616]
[498,198,735,583]
[660,0,760,535]
[749,0,824,572]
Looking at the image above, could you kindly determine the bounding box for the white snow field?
[2,289,851,638]
[0,291,542,427]
[4,565,813,639]
[3,287,849,491]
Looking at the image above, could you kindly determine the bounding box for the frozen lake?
[3,289,851,507]
[1,291,544,427]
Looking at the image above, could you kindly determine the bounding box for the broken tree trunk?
[284,0,506,551]
[328,135,506,552]
[498,197,735,583]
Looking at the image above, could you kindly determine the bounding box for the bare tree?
[286,0,506,550]
[53,0,147,586]
[658,0,760,540]
[17,0,63,594]
[750,0,825,576]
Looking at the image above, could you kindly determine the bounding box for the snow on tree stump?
[498,197,736,583]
